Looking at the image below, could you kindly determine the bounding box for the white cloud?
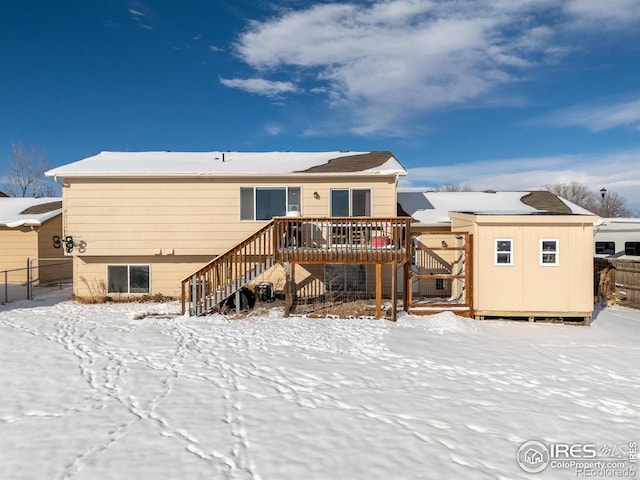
[219,77,298,97]
[128,8,145,17]
[565,0,640,26]
[265,124,282,135]
[226,0,639,136]
[401,148,640,210]
[541,97,640,132]
[209,45,224,53]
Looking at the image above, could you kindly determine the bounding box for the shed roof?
[45,151,407,178]
[0,197,62,227]
[397,190,594,225]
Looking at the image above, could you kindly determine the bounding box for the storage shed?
[398,190,597,323]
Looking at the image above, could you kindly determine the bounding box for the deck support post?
[403,262,411,313]
[284,262,296,317]
[375,263,382,319]
[390,261,397,321]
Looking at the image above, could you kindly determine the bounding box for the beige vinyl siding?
[37,215,72,283]
[62,176,398,257]
[0,227,38,282]
[451,213,595,316]
[74,255,216,299]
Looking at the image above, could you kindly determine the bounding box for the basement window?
[540,239,559,266]
[495,239,513,266]
[107,265,150,294]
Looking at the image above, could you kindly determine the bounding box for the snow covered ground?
[1,290,638,480]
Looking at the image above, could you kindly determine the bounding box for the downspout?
[53,175,68,188]
[52,175,70,253]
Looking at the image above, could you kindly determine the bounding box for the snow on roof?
[0,197,62,227]
[397,191,594,225]
[599,217,640,224]
[45,151,407,178]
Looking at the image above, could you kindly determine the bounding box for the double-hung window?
[240,187,301,220]
[540,239,559,266]
[107,265,150,294]
[495,239,513,266]
[330,189,371,216]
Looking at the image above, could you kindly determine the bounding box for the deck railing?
[273,216,411,264]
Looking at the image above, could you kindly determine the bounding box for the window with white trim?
[240,187,301,220]
[540,239,559,266]
[495,239,513,265]
[330,188,371,216]
[107,265,150,294]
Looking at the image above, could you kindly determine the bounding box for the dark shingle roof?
[520,191,572,214]
[298,151,395,173]
[20,201,63,215]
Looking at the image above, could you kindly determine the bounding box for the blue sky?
[1,0,640,209]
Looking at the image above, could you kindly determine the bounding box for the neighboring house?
[398,190,597,324]
[0,197,70,283]
[593,218,640,257]
[45,151,409,312]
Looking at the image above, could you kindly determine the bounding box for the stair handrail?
[181,220,276,314]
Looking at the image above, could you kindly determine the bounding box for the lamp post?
[600,187,607,217]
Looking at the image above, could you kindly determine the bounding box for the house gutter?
[45,171,407,178]
[52,175,68,188]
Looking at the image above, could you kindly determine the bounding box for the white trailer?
[594,218,640,257]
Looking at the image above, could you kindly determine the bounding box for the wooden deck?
[181,218,477,320]
[273,216,411,264]
[182,217,412,316]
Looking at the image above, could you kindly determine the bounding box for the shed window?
[540,239,559,266]
[625,242,640,256]
[595,241,615,255]
[330,189,371,216]
[107,265,150,294]
[240,187,301,221]
[495,239,513,265]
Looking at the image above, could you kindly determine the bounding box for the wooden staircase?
[181,220,277,316]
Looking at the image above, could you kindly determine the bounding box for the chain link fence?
[1,258,72,305]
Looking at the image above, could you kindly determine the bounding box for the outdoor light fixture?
[600,187,607,199]
[53,235,86,253]
[314,191,320,199]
